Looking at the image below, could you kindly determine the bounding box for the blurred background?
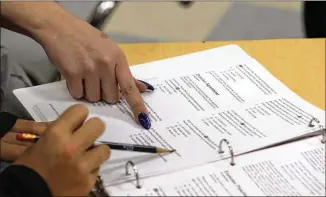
[0,1,321,85]
[1,1,305,44]
[61,1,304,42]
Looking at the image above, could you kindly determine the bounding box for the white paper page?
[28,96,324,187]
[13,44,325,185]
[228,137,326,196]
[108,136,325,196]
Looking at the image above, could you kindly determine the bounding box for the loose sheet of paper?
[13,44,325,185]
[108,136,325,196]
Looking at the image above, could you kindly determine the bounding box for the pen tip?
[169,149,176,153]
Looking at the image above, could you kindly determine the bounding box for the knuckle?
[89,117,105,130]
[109,49,121,59]
[85,94,100,103]
[87,97,100,103]
[121,84,136,96]
[98,145,110,161]
[40,122,49,129]
[103,94,120,104]
[71,92,83,99]
[60,144,75,159]
[115,49,125,59]
[31,122,47,134]
[1,133,9,141]
[47,125,62,138]
[65,68,82,79]
[84,64,96,74]
[29,123,38,132]
[119,53,127,62]
[65,81,83,99]
[102,56,114,65]
[103,145,111,160]
[70,104,89,115]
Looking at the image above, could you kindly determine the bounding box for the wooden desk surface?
[119,38,325,110]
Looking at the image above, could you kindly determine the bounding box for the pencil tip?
[157,148,176,153]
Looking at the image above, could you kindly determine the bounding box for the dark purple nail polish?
[138,113,151,129]
[138,80,155,91]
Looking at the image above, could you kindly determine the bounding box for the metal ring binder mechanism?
[89,117,326,196]
[90,175,109,197]
[308,117,320,127]
[125,160,141,189]
[308,117,325,144]
[218,139,235,166]
[89,160,141,197]
[320,125,326,144]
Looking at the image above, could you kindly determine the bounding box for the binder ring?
[308,117,320,127]
[89,176,109,197]
[321,125,326,144]
[218,139,235,166]
[125,160,141,189]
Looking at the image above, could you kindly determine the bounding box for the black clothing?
[0,112,52,196]
[303,1,326,38]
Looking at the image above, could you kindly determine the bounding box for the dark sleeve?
[303,1,326,38]
[0,112,18,138]
[0,112,52,196]
[0,165,52,197]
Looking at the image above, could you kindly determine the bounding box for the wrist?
[34,15,92,48]
[29,9,78,45]
[0,2,84,45]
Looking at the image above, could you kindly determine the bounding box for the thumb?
[11,119,49,136]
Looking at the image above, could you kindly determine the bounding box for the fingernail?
[138,113,151,129]
[138,80,155,91]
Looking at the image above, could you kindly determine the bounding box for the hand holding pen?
[14,104,110,196]
[17,133,175,154]
[14,104,175,196]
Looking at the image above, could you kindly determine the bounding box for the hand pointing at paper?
[1,2,153,129]
[38,15,153,130]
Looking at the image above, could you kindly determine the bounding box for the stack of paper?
[13,44,325,196]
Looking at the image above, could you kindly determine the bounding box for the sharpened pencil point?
[157,147,176,153]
